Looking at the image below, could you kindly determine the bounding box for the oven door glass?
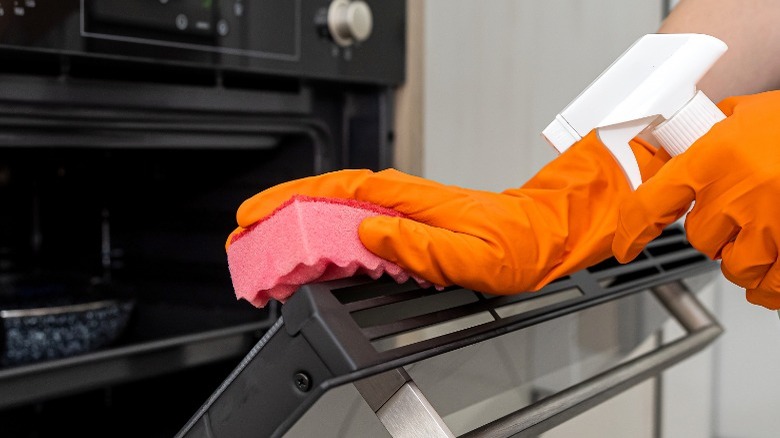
[283,280,717,438]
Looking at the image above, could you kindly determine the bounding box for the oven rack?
[0,298,278,410]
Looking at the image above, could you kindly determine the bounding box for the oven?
[0,1,404,436]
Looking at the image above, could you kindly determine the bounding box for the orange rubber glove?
[613,90,780,310]
[229,131,665,295]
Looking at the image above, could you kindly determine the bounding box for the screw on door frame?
[294,372,312,392]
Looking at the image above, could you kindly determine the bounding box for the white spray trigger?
[597,117,657,189]
[541,33,728,190]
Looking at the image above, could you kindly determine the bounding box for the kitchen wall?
[419,0,662,190]
[395,0,780,436]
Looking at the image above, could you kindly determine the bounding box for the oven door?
[175,225,721,438]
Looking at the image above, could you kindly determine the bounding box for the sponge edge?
[227,195,434,308]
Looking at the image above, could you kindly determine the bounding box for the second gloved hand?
[613,90,780,309]
[230,131,663,295]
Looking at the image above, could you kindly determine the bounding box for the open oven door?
[175,224,722,438]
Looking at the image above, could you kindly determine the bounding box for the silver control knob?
[327,0,373,47]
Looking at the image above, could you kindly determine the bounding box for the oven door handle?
[461,281,722,438]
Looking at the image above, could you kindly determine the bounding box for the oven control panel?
[0,0,404,85]
[84,0,301,61]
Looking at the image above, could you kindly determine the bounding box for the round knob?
[327,0,373,47]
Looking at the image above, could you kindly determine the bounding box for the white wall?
[422,0,663,190]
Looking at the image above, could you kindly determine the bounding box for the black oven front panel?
[0,0,404,85]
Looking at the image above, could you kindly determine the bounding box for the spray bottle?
[542,33,728,189]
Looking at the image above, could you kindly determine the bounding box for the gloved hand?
[229,131,664,295]
[613,90,780,310]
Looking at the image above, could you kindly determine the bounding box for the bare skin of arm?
[660,0,780,102]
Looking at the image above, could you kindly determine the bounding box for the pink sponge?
[227,195,433,308]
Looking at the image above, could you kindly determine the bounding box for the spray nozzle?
[542,33,728,189]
